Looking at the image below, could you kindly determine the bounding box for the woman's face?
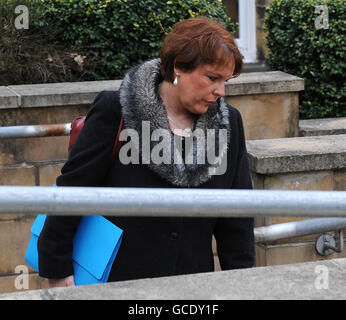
[174,61,235,115]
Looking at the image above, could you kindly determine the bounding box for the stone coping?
[246,134,346,174]
[0,71,304,109]
[300,117,346,136]
[225,71,304,96]
[0,258,345,300]
[0,80,123,109]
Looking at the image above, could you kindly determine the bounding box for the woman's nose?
[213,82,225,97]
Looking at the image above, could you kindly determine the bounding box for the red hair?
[160,17,243,83]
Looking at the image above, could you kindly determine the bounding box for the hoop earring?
[173,73,179,86]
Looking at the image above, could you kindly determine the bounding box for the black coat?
[38,60,255,282]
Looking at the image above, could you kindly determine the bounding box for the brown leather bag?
[68,115,124,160]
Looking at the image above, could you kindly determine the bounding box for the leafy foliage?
[0,0,237,85]
[264,0,345,119]
[0,0,94,85]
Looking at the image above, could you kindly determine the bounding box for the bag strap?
[111,117,124,160]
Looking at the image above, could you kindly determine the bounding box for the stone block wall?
[247,134,346,267]
[225,71,303,140]
[0,104,91,293]
[228,92,299,139]
[0,157,68,292]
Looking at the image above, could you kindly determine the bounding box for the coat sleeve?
[37,91,121,279]
[213,107,255,270]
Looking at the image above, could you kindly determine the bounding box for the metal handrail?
[254,218,346,243]
[0,123,71,139]
[1,186,345,246]
[1,186,346,218]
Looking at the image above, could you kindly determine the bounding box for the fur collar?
[119,58,231,187]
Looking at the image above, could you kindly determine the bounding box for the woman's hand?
[48,275,75,288]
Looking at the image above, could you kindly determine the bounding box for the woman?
[38,17,255,288]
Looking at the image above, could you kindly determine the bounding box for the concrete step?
[1,258,345,300]
[299,118,346,137]
[246,134,346,175]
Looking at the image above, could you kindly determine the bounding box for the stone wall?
[225,71,303,139]
[247,134,346,266]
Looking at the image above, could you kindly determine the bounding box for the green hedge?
[0,0,237,85]
[0,0,90,85]
[264,0,345,119]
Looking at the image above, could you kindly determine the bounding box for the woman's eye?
[207,76,218,81]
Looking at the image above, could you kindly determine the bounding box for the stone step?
[299,118,346,137]
[0,258,345,299]
[246,134,346,175]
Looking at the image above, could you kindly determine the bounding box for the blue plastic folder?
[25,214,123,286]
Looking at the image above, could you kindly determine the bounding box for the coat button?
[171,232,179,240]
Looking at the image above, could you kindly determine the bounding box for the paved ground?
[1,258,345,300]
